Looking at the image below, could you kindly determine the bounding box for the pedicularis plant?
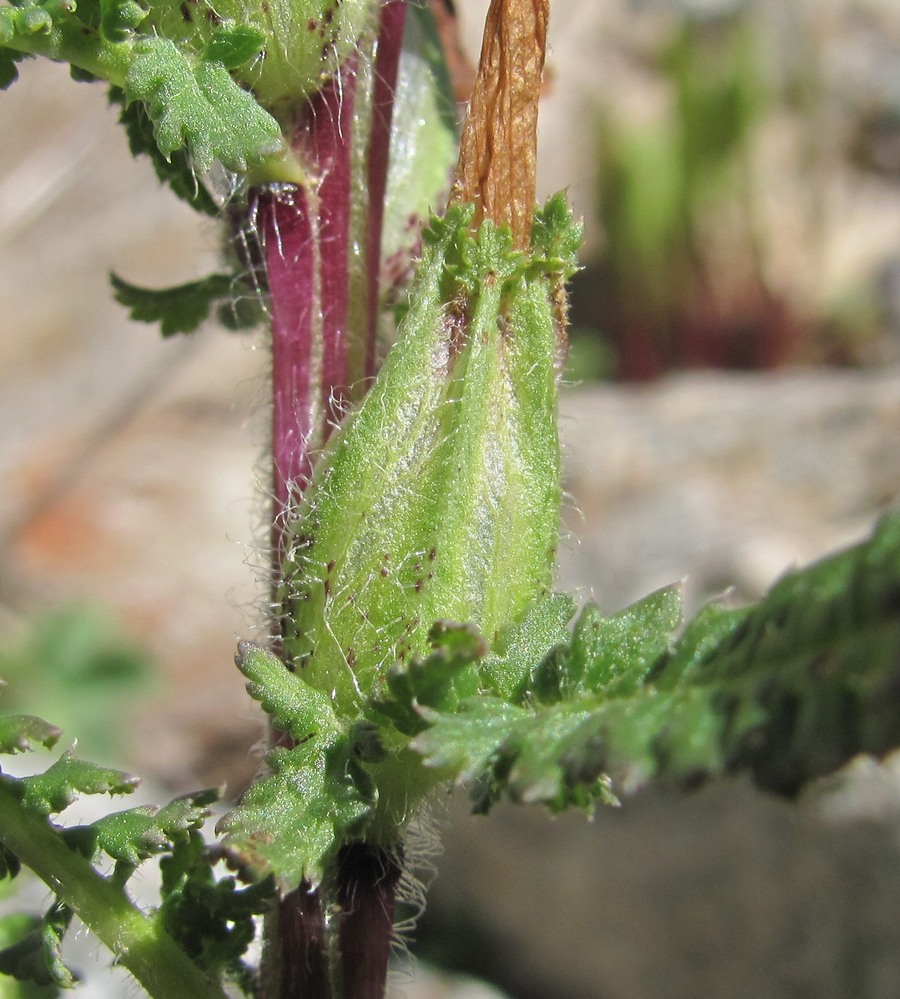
[1,0,900,996]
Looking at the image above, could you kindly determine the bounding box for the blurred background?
[2,0,900,995]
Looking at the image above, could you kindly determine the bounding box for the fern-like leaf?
[125,37,283,174]
[220,643,375,888]
[414,511,900,809]
[0,714,61,755]
[17,750,138,815]
[111,271,254,337]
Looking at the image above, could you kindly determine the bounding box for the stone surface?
[558,368,900,615]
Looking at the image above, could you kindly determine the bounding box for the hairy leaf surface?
[414,512,900,808]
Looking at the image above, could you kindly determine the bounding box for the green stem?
[0,780,230,999]
[0,10,133,86]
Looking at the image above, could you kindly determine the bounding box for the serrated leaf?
[480,593,576,700]
[225,644,378,887]
[412,697,526,782]
[219,734,373,889]
[414,510,900,811]
[111,271,239,336]
[125,36,283,174]
[19,751,138,815]
[0,904,75,989]
[75,789,217,866]
[235,642,342,744]
[161,871,272,986]
[111,88,220,216]
[369,622,487,736]
[0,715,61,755]
[576,583,682,696]
[0,843,21,880]
[501,702,596,807]
[158,833,272,986]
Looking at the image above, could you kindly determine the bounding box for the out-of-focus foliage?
[0,607,149,761]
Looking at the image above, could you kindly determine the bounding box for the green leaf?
[413,697,526,783]
[125,36,283,174]
[480,593,576,701]
[111,88,220,216]
[369,622,487,736]
[234,642,342,744]
[73,789,217,866]
[414,511,900,810]
[0,843,21,880]
[0,914,61,996]
[111,271,243,336]
[223,643,377,887]
[202,25,265,70]
[219,736,374,889]
[0,716,61,755]
[0,781,234,998]
[0,48,30,89]
[0,904,75,989]
[158,833,272,987]
[570,583,682,698]
[18,751,138,815]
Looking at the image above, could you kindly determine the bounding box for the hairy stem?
[255,3,409,996]
[336,843,403,999]
[0,781,229,999]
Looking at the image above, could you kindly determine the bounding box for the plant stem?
[254,3,409,996]
[0,780,229,999]
[336,844,403,999]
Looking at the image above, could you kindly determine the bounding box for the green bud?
[279,194,581,717]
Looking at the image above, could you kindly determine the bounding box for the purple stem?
[251,3,410,996]
[336,844,403,999]
[257,57,357,515]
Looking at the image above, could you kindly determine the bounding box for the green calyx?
[280,194,581,713]
[223,195,581,886]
